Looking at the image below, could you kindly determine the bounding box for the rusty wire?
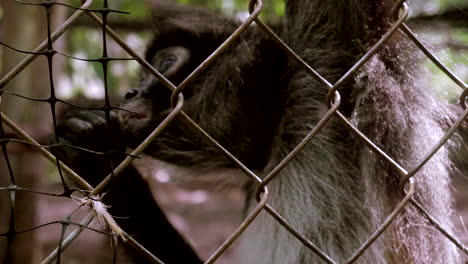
[0,0,467,263]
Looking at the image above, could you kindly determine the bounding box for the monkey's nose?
[124,89,140,100]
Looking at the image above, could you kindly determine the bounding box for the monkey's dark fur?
[55,0,464,263]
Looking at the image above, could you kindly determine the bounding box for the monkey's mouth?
[118,99,152,124]
[118,110,148,125]
[127,111,147,119]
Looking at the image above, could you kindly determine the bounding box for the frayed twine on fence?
[72,195,128,242]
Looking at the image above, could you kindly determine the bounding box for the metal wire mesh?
[0,0,467,263]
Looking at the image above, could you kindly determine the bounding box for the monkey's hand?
[53,109,126,187]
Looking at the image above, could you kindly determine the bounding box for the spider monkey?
[55,0,464,263]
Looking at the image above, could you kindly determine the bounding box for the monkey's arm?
[103,164,203,263]
[54,109,203,264]
[285,0,394,60]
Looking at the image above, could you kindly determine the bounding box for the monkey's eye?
[159,59,176,73]
[151,46,190,76]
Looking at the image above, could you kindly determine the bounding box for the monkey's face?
[115,4,284,169]
[117,45,193,144]
[116,28,239,168]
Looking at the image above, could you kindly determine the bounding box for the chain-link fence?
[0,0,467,263]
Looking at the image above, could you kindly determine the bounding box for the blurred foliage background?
[2,0,465,101]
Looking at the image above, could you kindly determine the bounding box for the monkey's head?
[118,3,286,170]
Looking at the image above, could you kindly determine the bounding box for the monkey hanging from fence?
[54,0,465,263]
